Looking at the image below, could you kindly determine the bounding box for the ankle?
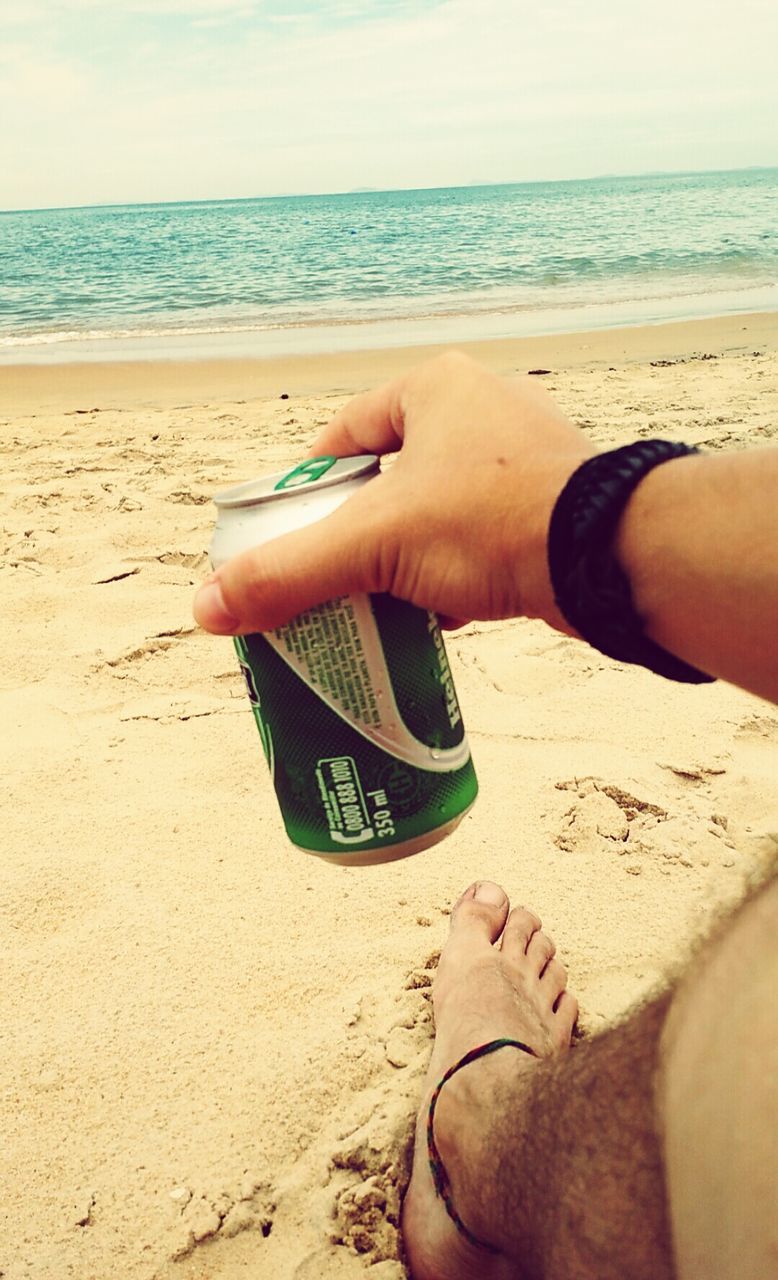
[432,1049,539,1259]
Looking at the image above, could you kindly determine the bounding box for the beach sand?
[2,313,777,1280]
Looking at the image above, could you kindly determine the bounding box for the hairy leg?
[659,875,778,1279]
[478,992,675,1280]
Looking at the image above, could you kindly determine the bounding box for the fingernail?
[193,578,240,634]
[473,881,506,907]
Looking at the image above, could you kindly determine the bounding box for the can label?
[234,592,477,858]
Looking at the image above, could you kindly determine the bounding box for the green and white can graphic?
[209,456,477,865]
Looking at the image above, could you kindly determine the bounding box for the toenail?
[473,882,506,907]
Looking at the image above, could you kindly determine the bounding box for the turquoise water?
[1,169,776,361]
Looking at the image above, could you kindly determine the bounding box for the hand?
[193,351,594,636]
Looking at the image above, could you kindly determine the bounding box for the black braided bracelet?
[547,439,715,684]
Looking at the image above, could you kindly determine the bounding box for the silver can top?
[213,454,379,510]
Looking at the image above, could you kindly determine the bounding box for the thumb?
[193,497,392,635]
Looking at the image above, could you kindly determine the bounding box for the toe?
[449,881,510,944]
[553,990,579,1044]
[540,957,568,1006]
[526,929,556,974]
[500,905,542,959]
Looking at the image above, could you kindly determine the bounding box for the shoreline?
[2,289,775,370]
[2,311,777,414]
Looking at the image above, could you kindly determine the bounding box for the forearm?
[613,448,778,703]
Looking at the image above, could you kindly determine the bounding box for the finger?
[438,615,469,631]
[308,377,407,459]
[193,488,394,635]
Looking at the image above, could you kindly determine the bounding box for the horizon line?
[2,163,776,217]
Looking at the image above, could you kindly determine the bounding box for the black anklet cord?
[427,1037,538,1254]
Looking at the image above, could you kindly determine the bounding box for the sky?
[1,0,777,211]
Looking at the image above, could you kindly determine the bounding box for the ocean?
[1,168,776,363]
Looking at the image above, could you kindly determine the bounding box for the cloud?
[1,0,776,208]
[21,0,258,14]
[2,0,434,19]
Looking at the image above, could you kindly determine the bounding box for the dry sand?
[2,314,777,1280]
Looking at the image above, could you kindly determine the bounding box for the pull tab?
[274,456,338,491]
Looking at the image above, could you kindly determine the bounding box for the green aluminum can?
[209,455,477,865]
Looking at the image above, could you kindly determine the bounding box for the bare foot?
[402,882,578,1280]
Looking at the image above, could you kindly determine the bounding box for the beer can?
[209,455,477,866]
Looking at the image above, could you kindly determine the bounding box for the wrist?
[547,442,714,683]
[516,449,595,631]
[613,451,705,648]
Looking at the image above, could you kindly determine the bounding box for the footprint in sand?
[554,777,668,865]
[735,712,778,742]
[104,628,198,670]
[168,487,210,506]
[154,550,209,571]
[13,488,65,512]
[553,776,748,877]
[658,758,729,784]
